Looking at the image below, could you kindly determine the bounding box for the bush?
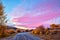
[32,29,40,35]
[25,29,29,32]
[0,25,8,38]
[32,25,45,35]
[16,29,21,33]
[8,29,15,34]
[0,30,9,38]
[50,24,56,29]
[50,30,58,35]
[45,28,50,35]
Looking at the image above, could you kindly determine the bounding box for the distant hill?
[7,26,17,30]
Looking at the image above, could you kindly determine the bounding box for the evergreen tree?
[0,2,7,25]
[0,1,8,38]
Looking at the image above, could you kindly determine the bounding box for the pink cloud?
[12,12,60,27]
[9,0,60,28]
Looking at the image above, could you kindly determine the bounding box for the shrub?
[45,28,50,35]
[32,29,40,35]
[32,25,45,35]
[0,25,8,38]
[25,29,29,32]
[50,24,56,29]
[8,29,15,34]
[16,29,21,33]
[50,30,57,35]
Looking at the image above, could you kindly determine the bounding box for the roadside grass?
[0,33,17,38]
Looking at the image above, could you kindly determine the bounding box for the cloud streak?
[9,0,60,28]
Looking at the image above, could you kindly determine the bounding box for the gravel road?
[0,32,42,40]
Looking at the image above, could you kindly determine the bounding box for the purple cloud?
[9,0,60,28]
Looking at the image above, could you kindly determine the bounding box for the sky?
[2,0,60,28]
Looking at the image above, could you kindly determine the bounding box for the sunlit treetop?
[0,1,4,16]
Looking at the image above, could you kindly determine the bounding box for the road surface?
[14,32,41,40]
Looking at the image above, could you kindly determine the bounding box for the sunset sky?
[2,0,60,28]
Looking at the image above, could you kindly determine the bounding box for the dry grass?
[31,24,60,40]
